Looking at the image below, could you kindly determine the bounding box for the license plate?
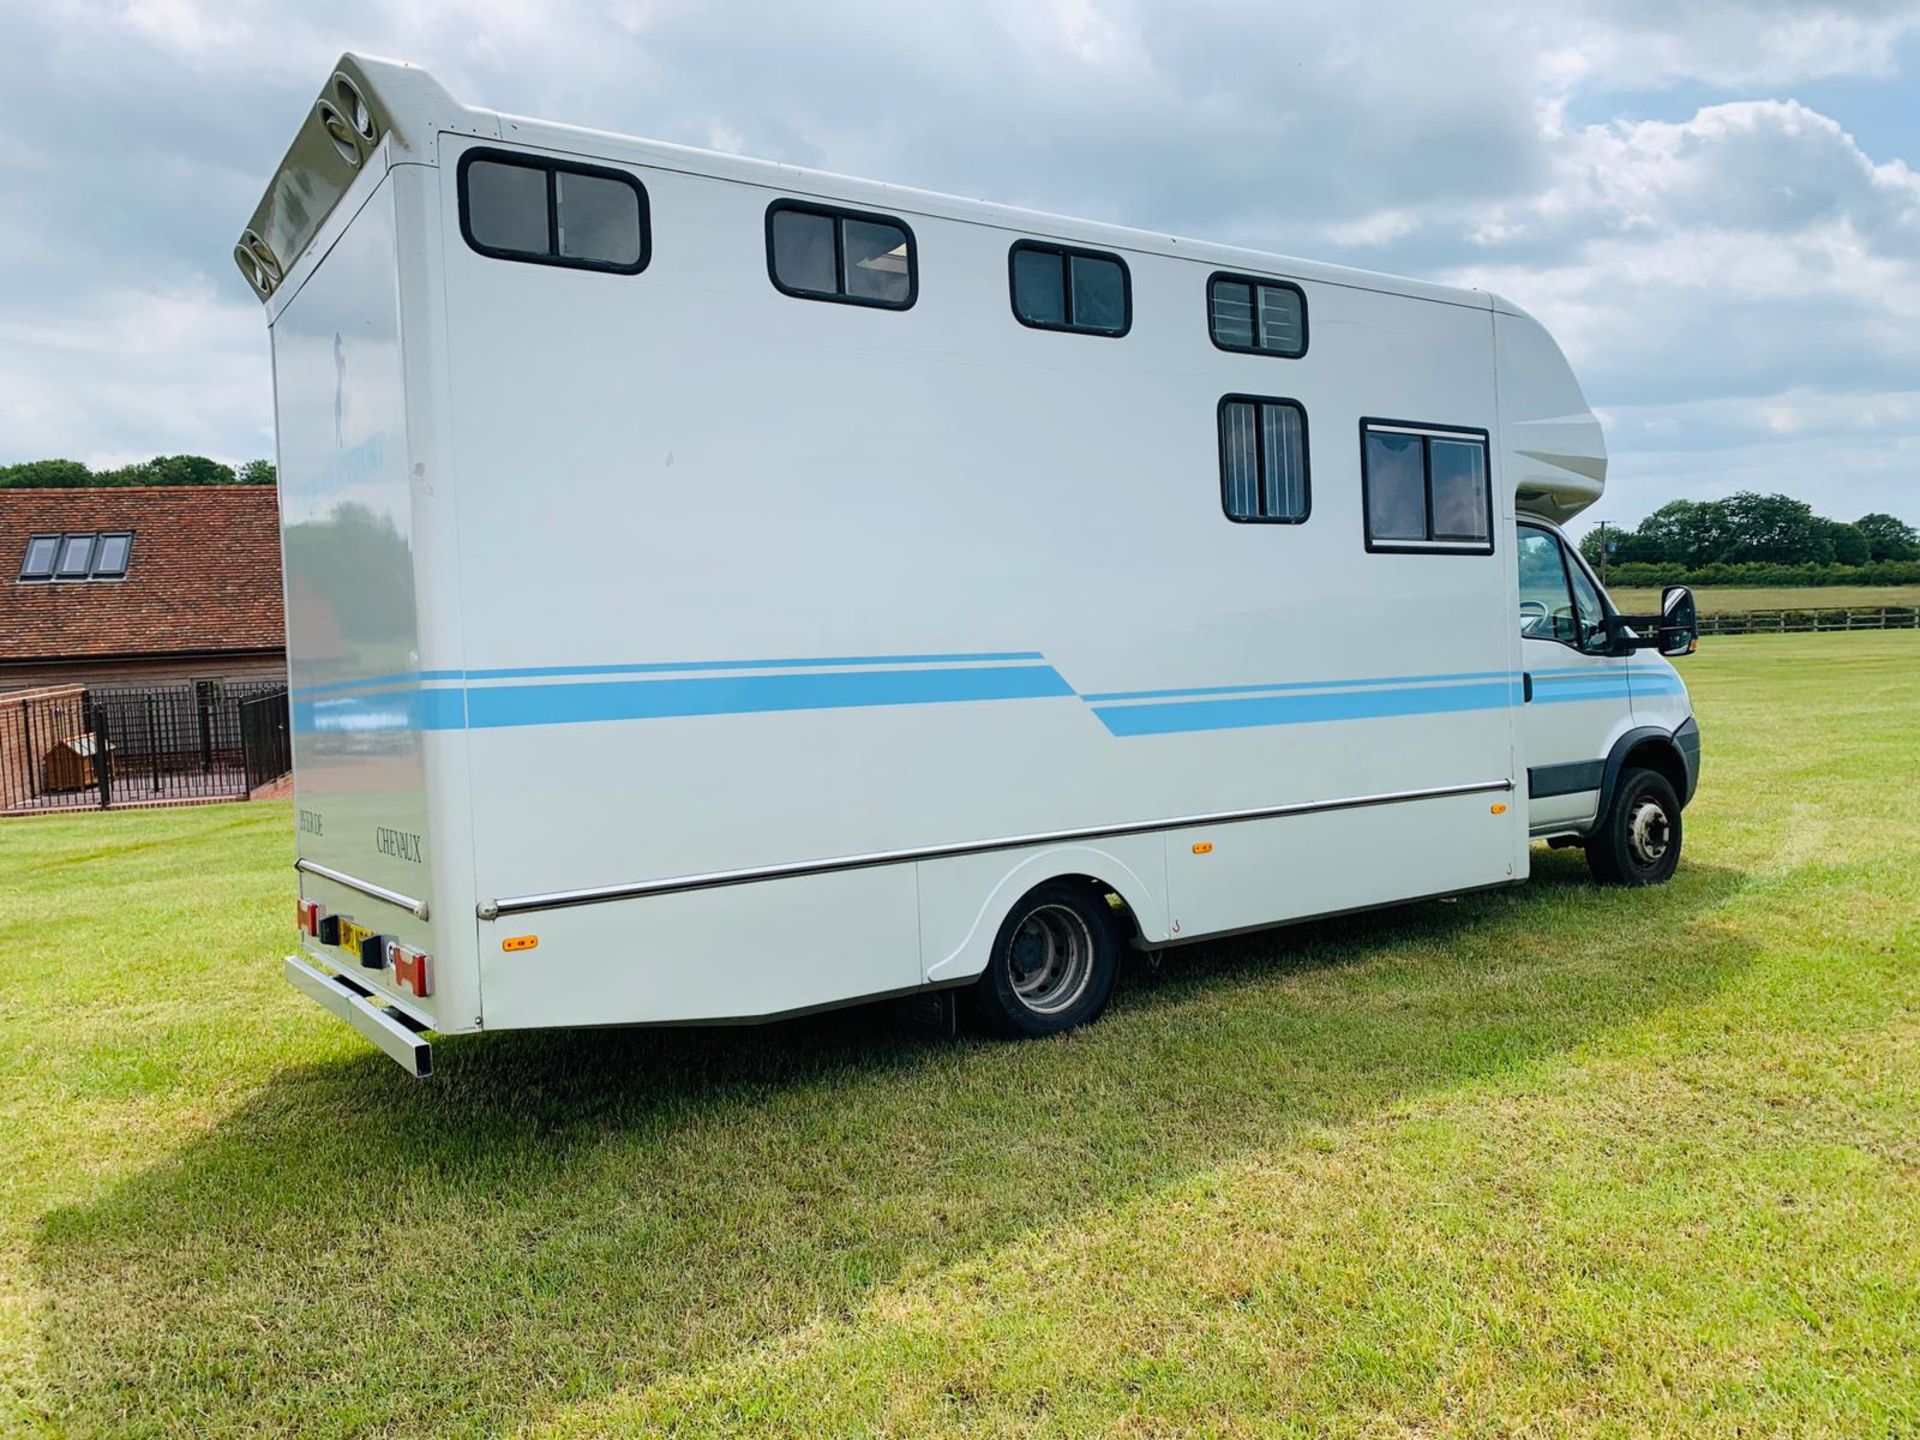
[337,919,375,959]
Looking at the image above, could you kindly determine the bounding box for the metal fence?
[1699,606,1919,637]
[2,680,291,814]
[239,686,293,793]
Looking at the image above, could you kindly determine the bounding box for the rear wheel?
[971,879,1120,1038]
[1586,766,1682,886]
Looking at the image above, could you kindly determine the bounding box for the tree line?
[0,455,276,489]
[5,459,1913,589]
[1580,492,1917,569]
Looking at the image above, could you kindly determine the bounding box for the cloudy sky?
[2,0,1916,534]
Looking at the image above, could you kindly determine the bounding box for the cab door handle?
[1522,672,1534,703]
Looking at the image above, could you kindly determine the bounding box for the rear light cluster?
[295,898,433,998]
[386,941,433,999]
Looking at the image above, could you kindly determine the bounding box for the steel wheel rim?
[1626,796,1671,867]
[1007,904,1095,1015]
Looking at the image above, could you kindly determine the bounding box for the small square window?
[841,218,913,304]
[465,158,550,255]
[1011,246,1066,326]
[769,207,837,294]
[767,201,916,310]
[1070,254,1127,332]
[55,533,96,578]
[1361,422,1494,554]
[20,534,59,580]
[1009,241,1130,336]
[1209,273,1307,358]
[555,169,644,267]
[1219,396,1310,523]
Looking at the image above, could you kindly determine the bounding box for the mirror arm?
[1602,615,1666,653]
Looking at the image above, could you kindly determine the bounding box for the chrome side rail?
[294,858,430,921]
[481,778,1514,918]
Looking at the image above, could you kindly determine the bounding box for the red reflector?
[389,943,433,999]
[297,899,323,937]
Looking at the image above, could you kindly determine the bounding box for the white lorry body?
[244,57,1699,1075]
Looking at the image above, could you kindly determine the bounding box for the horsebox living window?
[766,201,916,309]
[1360,421,1493,554]
[1219,396,1310,524]
[1009,241,1130,336]
[1208,273,1306,357]
[458,149,651,273]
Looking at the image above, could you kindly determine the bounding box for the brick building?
[1,487,286,691]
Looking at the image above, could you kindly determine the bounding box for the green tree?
[1631,499,1731,567]
[95,454,239,487]
[237,459,277,486]
[1717,491,1820,564]
[1812,518,1870,567]
[1855,512,1919,562]
[0,458,94,488]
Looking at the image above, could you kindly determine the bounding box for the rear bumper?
[284,954,434,1077]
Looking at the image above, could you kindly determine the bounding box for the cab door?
[1516,522,1627,834]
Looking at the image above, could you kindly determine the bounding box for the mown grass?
[1609,582,1920,614]
[2,632,1916,1437]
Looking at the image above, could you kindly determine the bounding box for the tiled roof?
[0,487,284,660]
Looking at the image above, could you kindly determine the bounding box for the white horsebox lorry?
[242,56,1701,1077]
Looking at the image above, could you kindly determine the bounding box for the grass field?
[3,632,1917,1438]
[1609,583,1920,614]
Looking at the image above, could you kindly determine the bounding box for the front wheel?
[970,880,1120,1038]
[1586,767,1683,886]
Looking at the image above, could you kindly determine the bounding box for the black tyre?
[1586,766,1683,887]
[971,879,1120,1038]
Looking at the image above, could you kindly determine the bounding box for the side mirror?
[1659,585,1698,657]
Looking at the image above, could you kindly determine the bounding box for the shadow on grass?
[33,849,1754,1438]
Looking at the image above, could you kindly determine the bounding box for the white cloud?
[0,284,270,467]
[0,0,1917,526]
[1417,97,1920,526]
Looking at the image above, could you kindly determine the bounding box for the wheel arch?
[1596,725,1690,828]
[922,843,1165,985]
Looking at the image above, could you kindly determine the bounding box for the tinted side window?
[465,159,549,254]
[767,201,916,309]
[1428,437,1490,543]
[1360,422,1494,555]
[1519,524,1608,649]
[1364,432,1426,542]
[1008,242,1130,336]
[459,150,649,274]
[1209,273,1306,357]
[1220,396,1310,523]
[1517,527,1578,642]
[768,207,836,293]
[1565,549,1607,633]
[1011,246,1065,325]
[555,169,644,265]
[842,218,913,303]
